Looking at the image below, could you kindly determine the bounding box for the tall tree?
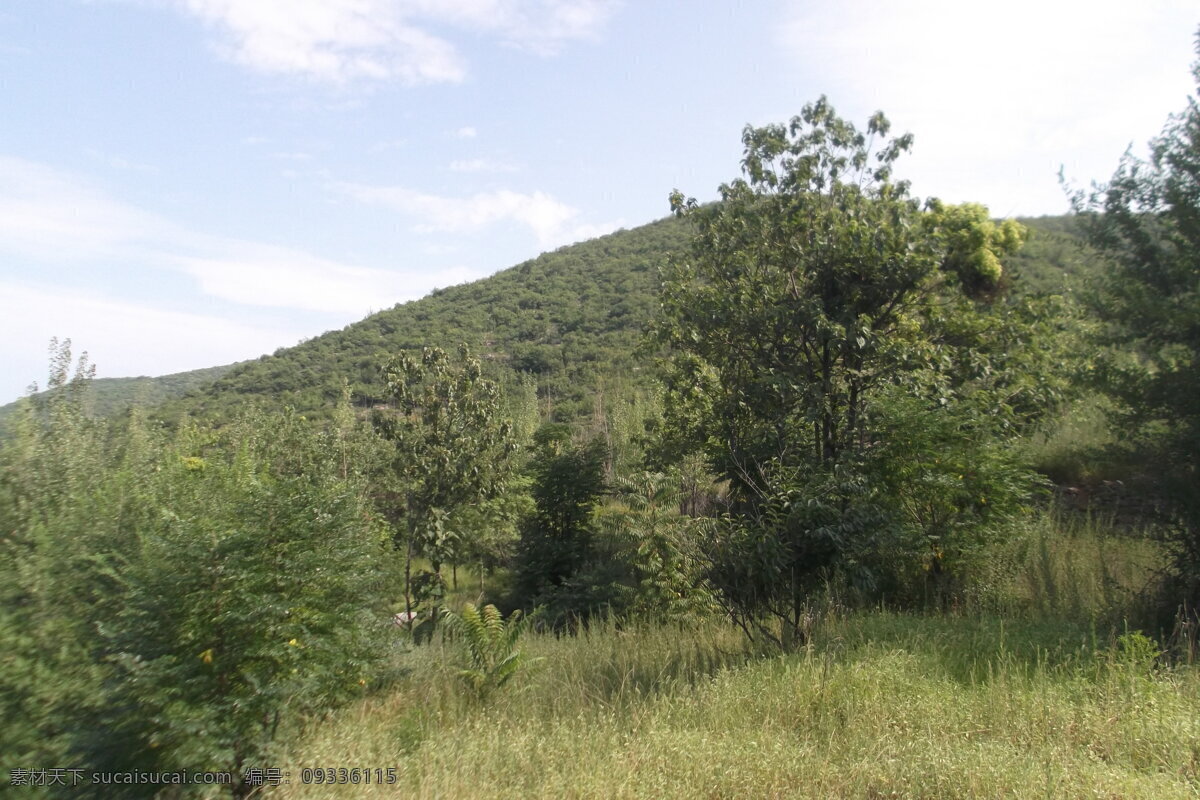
[657,98,1030,642]
[659,100,1024,492]
[375,345,518,619]
[513,424,607,611]
[1072,35,1200,611]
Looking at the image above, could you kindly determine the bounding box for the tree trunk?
[404,529,414,622]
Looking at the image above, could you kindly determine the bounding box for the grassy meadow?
[270,512,1199,800]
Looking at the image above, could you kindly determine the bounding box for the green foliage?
[927,200,1025,296]
[9,209,1077,463]
[153,219,694,428]
[0,343,392,796]
[80,410,389,791]
[0,360,240,434]
[378,345,516,519]
[659,99,1028,487]
[863,390,1043,604]
[513,430,608,619]
[447,479,536,590]
[374,344,519,617]
[72,213,1086,463]
[0,340,110,774]
[657,100,1047,638]
[1072,36,1200,611]
[440,603,531,701]
[601,472,716,621]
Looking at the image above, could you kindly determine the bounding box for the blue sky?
[0,0,1196,404]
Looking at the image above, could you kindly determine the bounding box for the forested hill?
[1009,214,1093,294]
[156,216,694,425]
[2,212,1091,430]
[0,362,240,430]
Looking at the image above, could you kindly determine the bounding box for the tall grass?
[269,507,1194,799]
[968,507,1164,624]
[272,608,1199,799]
[1023,396,1116,486]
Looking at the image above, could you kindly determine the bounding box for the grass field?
[272,508,1200,800]
[271,611,1199,799]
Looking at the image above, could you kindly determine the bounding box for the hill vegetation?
[155,216,693,427]
[5,58,1200,799]
[0,212,1093,437]
[142,212,1087,430]
[0,362,239,431]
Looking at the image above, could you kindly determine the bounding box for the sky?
[0,0,1197,404]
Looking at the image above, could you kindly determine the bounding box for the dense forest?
[4,58,1200,799]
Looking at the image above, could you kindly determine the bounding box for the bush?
[76,412,390,795]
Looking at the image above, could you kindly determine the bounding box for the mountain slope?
[0,362,241,431]
[158,216,694,424]
[1010,215,1097,294]
[6,213,1090,430]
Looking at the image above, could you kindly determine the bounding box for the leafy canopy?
[658,97,1025,492]
[656,98,1035,639]
[375,344,518,562]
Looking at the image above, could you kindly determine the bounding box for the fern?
[441,603,530,700]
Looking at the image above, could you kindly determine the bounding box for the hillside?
[0,362,240,431]
[156,216,694,425]
[1010,214,1096,294]
[151,213,1091,427]
[0,213,1091,432]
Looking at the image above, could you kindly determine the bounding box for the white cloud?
[335,180,621,247]
[168,0,618,84]
[449,157,518,173]
[0,157,162,262]
[179,0,465,84]
[453,126,478,139]
[777,0,1198,216]
[0,156,442,315]
[169,248,413,313]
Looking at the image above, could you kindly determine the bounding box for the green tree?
[603,471,715,621]
[80,410,389,798]
[375,345,518,620]
[660,100,1024,489]
[862,388,1040,605]
[513,425,608,617]
[450,482,535,595]
[0,340,109,777]
[657,99,1030,643]
[2,345,391,797]
[1071,36,1200,611]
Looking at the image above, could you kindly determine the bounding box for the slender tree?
[375,345,518,620]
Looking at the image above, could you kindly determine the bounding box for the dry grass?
[272,608,1200,799]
